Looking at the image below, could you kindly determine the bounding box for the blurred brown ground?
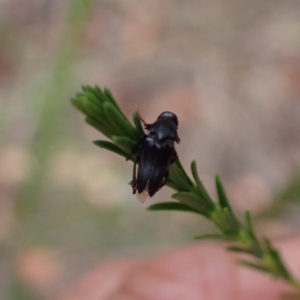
[0,0,300,299]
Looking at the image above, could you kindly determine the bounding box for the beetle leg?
[131,159,138,194]
[138,113,152,131]
[127,133,146,195]
[170,150,178,164]
[126,135,145,161]
[131,136,143,194]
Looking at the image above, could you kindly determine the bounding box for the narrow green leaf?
[112,136,136,154]
[190,160,199,183]
[263,238,294,281]
[244,210,260,245]
[191,160,212,202]
[215,174,233,213]
[132,110,145,138]
[263,238,272,252]
[81,85,90,92]
[172,192,210,215]
[175,159,194,185]
[104,88,124,112]
[104,88,136,130]
[245,211,254,232]
[84,100,107,122]
[209,206,239,235]
[102,102,126,135]
[71,93,93,111]
[169,160,194,191]
[103,102,136,138]
[239,260,270,273]
[194,233,234,241]
[104,89,130,123]
[93,140,129,159]
[148,202,200,214]
[94,86,107,104]
[222,207,240,235]
[190,161,201,185]
[83,89,105,111]
[228,246,254,254]
[165,180,181,191]
[71,94,104,120]
[85,117,113,139]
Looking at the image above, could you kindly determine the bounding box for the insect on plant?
[72,86,300,298]
[131,112,180,202]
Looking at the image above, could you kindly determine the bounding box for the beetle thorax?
[150,120,178,142]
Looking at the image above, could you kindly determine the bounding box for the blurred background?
[0,0,300,299]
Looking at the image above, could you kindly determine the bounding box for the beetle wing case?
[136,137,175,200]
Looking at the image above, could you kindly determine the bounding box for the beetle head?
[157,111,179,127]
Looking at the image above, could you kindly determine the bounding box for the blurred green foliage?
[15,0,95,220]
[260,169,300,219]
[1,1,97,299]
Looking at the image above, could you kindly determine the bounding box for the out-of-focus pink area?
[0,1,300,299]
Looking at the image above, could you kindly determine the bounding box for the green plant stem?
[72,85,300,297]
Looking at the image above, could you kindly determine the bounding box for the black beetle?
[131,111,180,202]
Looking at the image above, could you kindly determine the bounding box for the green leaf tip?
[103,102,136,138]
[245,210,254,232]
[132,111,144,137]
[190,160,200,184]
[215,174,233,213]
[190,160,213,205]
